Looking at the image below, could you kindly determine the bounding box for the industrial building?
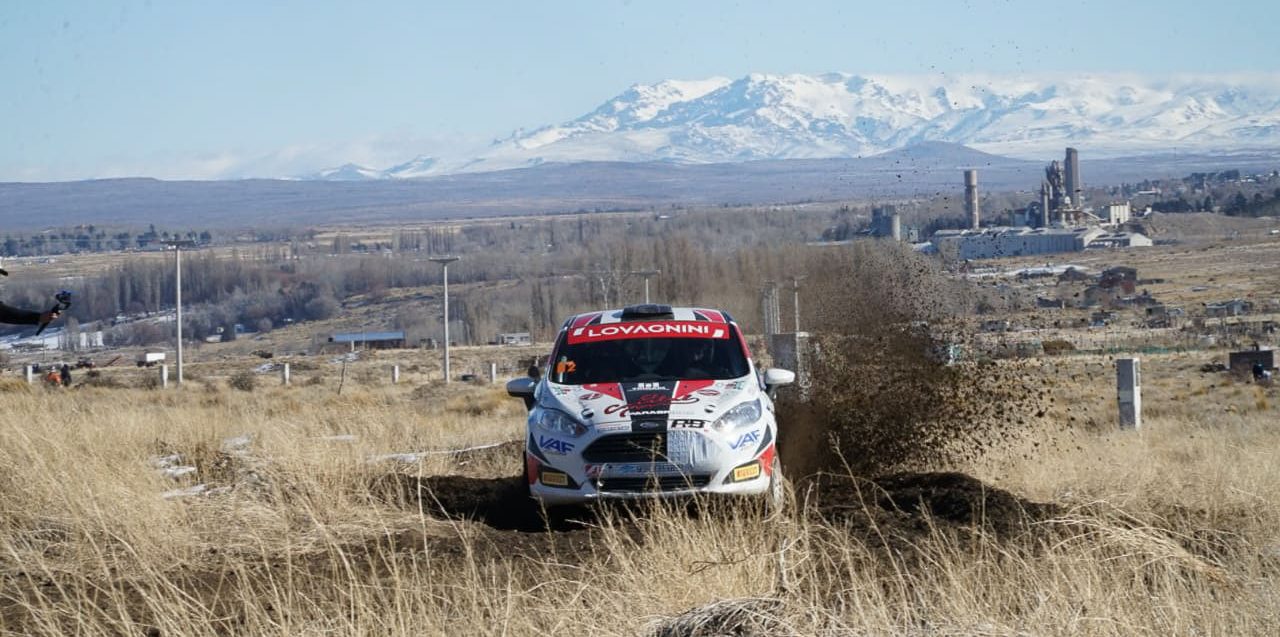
[869,205,902,240]
[964,169,980,229]
[927,148,1151,259]
[328,331,407,350]
[931,226,1151,260]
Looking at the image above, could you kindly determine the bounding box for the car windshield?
[549,322,750,385]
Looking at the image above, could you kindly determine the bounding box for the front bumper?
[526,428,777,506]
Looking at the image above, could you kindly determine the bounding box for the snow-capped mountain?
[302,163,385,181]
[312,73,1280,179]
[383,155,440,179]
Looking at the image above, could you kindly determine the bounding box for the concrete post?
[160,364,169,389]
[25,365,33,384]
[391,365,400,384]
[1116,358,1142,430]
[281,363,290,386]
[489,362,497,384]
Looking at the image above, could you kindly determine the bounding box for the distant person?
[1,266,58,326]
[1254,361,1272,383]
[0,301,59,328]
[59,363,71,387]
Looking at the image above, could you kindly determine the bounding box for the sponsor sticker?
[540,471,569,487]
[538,435,575,455]
[729,430,761,450]
[669,419,707,429]
[628,392,673,416]
[600,462,685,477]
[733,463,761,482]
[567,321,729,344]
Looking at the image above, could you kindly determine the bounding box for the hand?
[40,310,60,325]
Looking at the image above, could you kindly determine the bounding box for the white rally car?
[507,304,794,506]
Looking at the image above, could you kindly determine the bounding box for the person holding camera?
[0,301,59,327]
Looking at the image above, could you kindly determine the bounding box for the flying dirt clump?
[777,243,1049,479]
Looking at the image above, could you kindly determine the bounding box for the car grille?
[597,474,712,493]
[581,432,667,463]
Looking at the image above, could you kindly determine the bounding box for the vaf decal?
[538,436,575,455]
[729,430,760,450]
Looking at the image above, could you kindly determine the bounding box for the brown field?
[1,344,1278,635]
[2,217,1279,635]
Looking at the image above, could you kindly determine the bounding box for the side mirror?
[506,377,537,410]
[763,368,795,388]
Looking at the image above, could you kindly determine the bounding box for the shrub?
[229,371,257,392]
[1042,339,1077,356]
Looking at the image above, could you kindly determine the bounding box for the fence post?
[489,362,497,384]
[391,365,400,384]
[160,364,169,389]
[1116,358,1142,430]
[25,365,33,384]
[768,332,811,401]
[281,363,290,386]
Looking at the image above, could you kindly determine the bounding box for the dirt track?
[377,467,1058,554]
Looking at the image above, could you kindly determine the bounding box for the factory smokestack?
[964,169,980,229]
[1064,147,1081,207]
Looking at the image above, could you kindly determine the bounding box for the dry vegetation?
[0,356,1277,635]
[3,235,1280,635]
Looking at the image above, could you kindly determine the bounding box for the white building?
[1102,202,1132,226]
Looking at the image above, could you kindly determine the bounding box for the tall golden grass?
[0,356,1277,635]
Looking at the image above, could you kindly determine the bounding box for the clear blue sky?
[1,0,1273,181]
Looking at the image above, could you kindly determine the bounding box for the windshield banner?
[567,321,728,344]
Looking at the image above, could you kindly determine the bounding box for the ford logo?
[635,420,663,430]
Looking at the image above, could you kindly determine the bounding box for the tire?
[520,449,534,499]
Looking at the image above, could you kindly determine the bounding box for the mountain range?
[306,72,1280,180]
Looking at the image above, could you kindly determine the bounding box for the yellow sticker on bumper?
[732,463,761,482]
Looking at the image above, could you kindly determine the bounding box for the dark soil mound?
[373,473,596,532]
[805,471,1058,539]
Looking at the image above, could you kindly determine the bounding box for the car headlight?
[532,407,588,438]
[712,399,762,432]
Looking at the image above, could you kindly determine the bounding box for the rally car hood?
[540,377,758,430]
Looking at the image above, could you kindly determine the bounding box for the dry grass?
[1,353,1278,635]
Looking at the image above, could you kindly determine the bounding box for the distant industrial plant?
[923,148,1152,259]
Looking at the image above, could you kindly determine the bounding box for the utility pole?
[761,281,780,336]
[790,275,806,333]
[429,256,460,383]
[630,269,660,304]
[162,240,196,385]
[585,270,613,308]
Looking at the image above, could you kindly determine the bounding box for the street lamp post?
[429,256,460,383]
[162,240,196,385]
[630,269,660,304]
